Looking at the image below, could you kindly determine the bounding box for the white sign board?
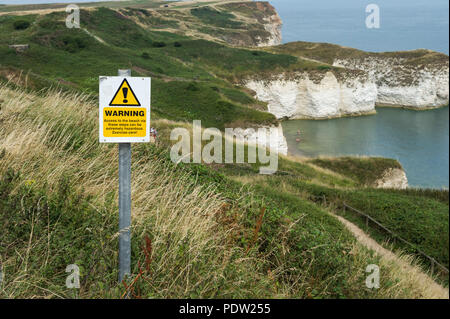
[99,76,151,143]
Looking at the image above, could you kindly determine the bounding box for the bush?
[61,35,88,53]
[13,20,30,30]
[317,65,332,71]
[141,52,150,59]
[152,41,166,48]
[38,18,59,30]
[186,82,199,91]
[174,41,182,47]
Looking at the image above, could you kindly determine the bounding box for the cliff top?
[270,41,449,67]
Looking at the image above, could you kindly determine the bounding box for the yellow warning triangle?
[109,79,141,106]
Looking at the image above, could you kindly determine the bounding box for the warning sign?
[99,76,151,143]
[109,79,141,106]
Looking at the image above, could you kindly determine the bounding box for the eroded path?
[331,212,449,299]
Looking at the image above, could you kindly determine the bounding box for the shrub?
[174,41,182,47]
[38,18,59,30]
[13,20,30,30]
[141,52,150,59]
[152,41,166,48]
[186,82,199,91]
[317,65,332,71]
[61,35,87,53]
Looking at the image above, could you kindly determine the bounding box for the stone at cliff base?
[374,168,409,189]
[8,44,29,53]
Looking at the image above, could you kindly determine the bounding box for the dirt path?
[331,212,449,298]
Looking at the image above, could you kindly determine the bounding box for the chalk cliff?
[374,168,409,189]
[218,1,282,47]
[256,4,282,47]
[245,70,378,119]
[333,55,449,109]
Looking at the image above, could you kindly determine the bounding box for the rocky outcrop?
[374,168,409,189]
[256,5,282,47]
[8,44,29,53]
[333,55,449,109]
[218,2,282,47]
[245,71,377,119]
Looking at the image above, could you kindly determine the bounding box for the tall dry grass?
[0,84,447,298]
[0,84,274,298]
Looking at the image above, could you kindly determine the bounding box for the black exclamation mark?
[123,87,128,104]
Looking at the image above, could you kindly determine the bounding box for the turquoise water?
[282,107,449,189]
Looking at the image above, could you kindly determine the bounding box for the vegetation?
[222,160,449,279]
[310,157,402,186]
[0,1,448,299]
[0,85,447,298]
[191,7,242,29]
[271,41,449,66]
[13,20,30,30]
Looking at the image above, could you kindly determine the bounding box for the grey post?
[118,69,132,283]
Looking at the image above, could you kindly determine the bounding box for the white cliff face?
[233,124,288,156]
[245,71,378,119]
[374,168,409,189]
[333,57,449,109]
[257,13,282,47]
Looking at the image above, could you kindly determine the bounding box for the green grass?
[216,153,449,281]
[0,0,170,13]
[310,157,403,186]
[191,6,243,29]
[151,79,276,129]
[272,41,449,66]
[284,178,449,274]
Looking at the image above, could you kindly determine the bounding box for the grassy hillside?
[270,41,449,66]
[1,84,447,298]
[1,5,313,129]
[221,159,449,281]
[310,157,403,186]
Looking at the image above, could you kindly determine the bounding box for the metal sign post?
[99,69,151,283]
[118,69,132,283]
[118,68,132,284]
